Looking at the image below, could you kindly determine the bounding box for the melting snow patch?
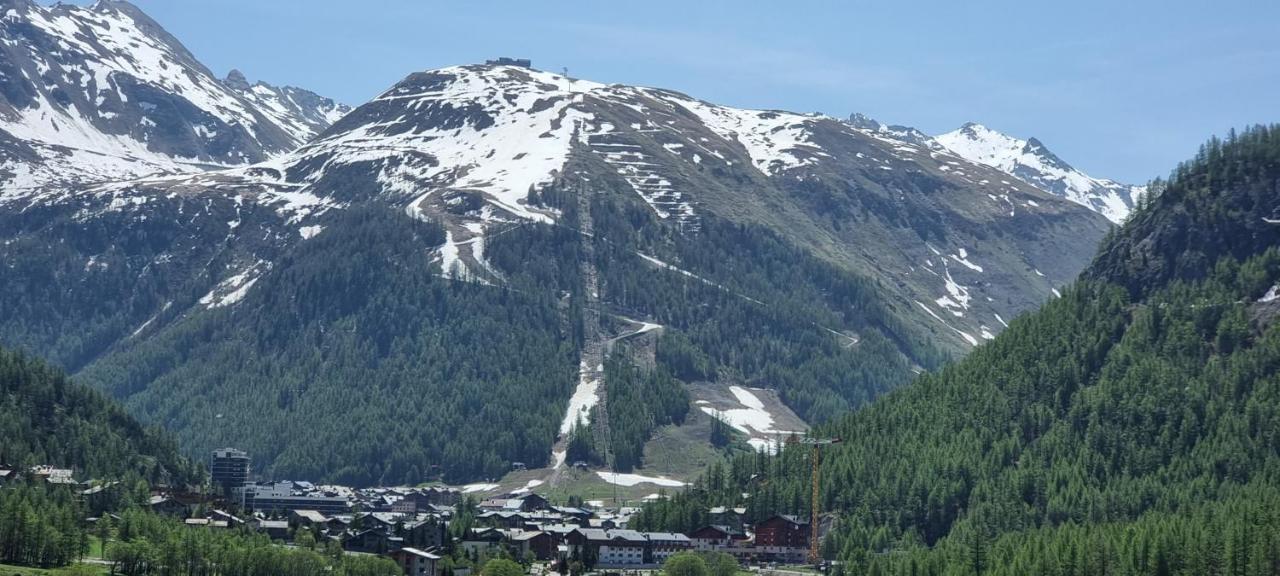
[595,471,685,488]
[700,386,801,450]
[651,92,825,175]
[915,300,980,346]
[461,483,499,494]
[950,248,984,272]
[935,265,971,317]
[559,360,600,436]
[198,263,265,308]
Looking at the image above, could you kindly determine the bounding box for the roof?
[405,518,441,530]
[510,530,548,542]
[690,525,733,537]
[256,520,289,529]
[646,532,690,542]
[292,510,328,523]
[596,529,647,543]
[760,514,809,527]
[394,547,441,560]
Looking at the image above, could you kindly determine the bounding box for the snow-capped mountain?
[0,0,347,196]
[0,62,1114,482]
[221,69,351,146]
[12,63,1110,350]
[935,123,1144,223]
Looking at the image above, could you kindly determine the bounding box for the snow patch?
[595,471,685,488]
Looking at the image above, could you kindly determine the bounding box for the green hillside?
[0,344,196,485]
[633,126,1280,576]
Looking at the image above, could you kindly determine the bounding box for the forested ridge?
[633,126,1280,575]
[0,344,197,485]
[18,153,945,486]
[77,207,580,485]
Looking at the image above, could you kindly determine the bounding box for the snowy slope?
[222,69,351,145]
[7,62,1109,356]
[935,123,1144,223]
[0,0,346,196]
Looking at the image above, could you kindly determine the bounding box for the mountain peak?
[0,0,354,194]
[224,69,252,91]
[847,112,882,131]
[936,124,1141,223]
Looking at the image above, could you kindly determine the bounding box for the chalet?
[517,493,550,511]
[326,515,352,534]
[460,527,506,555]
[354,512,401,534]
[425,504,455,518]
[289,509,328,529]
[587,517,618,530]
[403,518,447,550]
[477,510,528,529]
[707,506,747,531]
[371,495,401,512]
[344,528,402,554]
[184,518,231,529]
[209,510,245,527]
[388,547,442,576]
[148,495,189,517]
[0,469,12,485]
[510,530,557,560]
[550,506,593,525]
[753,515,809,563]
[688,525,743,550]
[480,493,550,513]
[253,519,291,541]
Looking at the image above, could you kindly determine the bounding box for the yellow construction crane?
[799,436,841,565]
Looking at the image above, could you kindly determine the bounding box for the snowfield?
[596,471,686,488]
[700,386,804,452]
[559,361,601,436]
[935,123,1142,223]
[460,483,499,494]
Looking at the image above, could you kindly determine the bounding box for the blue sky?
[102,1,1279,183]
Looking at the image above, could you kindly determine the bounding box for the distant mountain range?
[0,1,1126,484]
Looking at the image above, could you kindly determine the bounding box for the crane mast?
[799,436,841,565]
